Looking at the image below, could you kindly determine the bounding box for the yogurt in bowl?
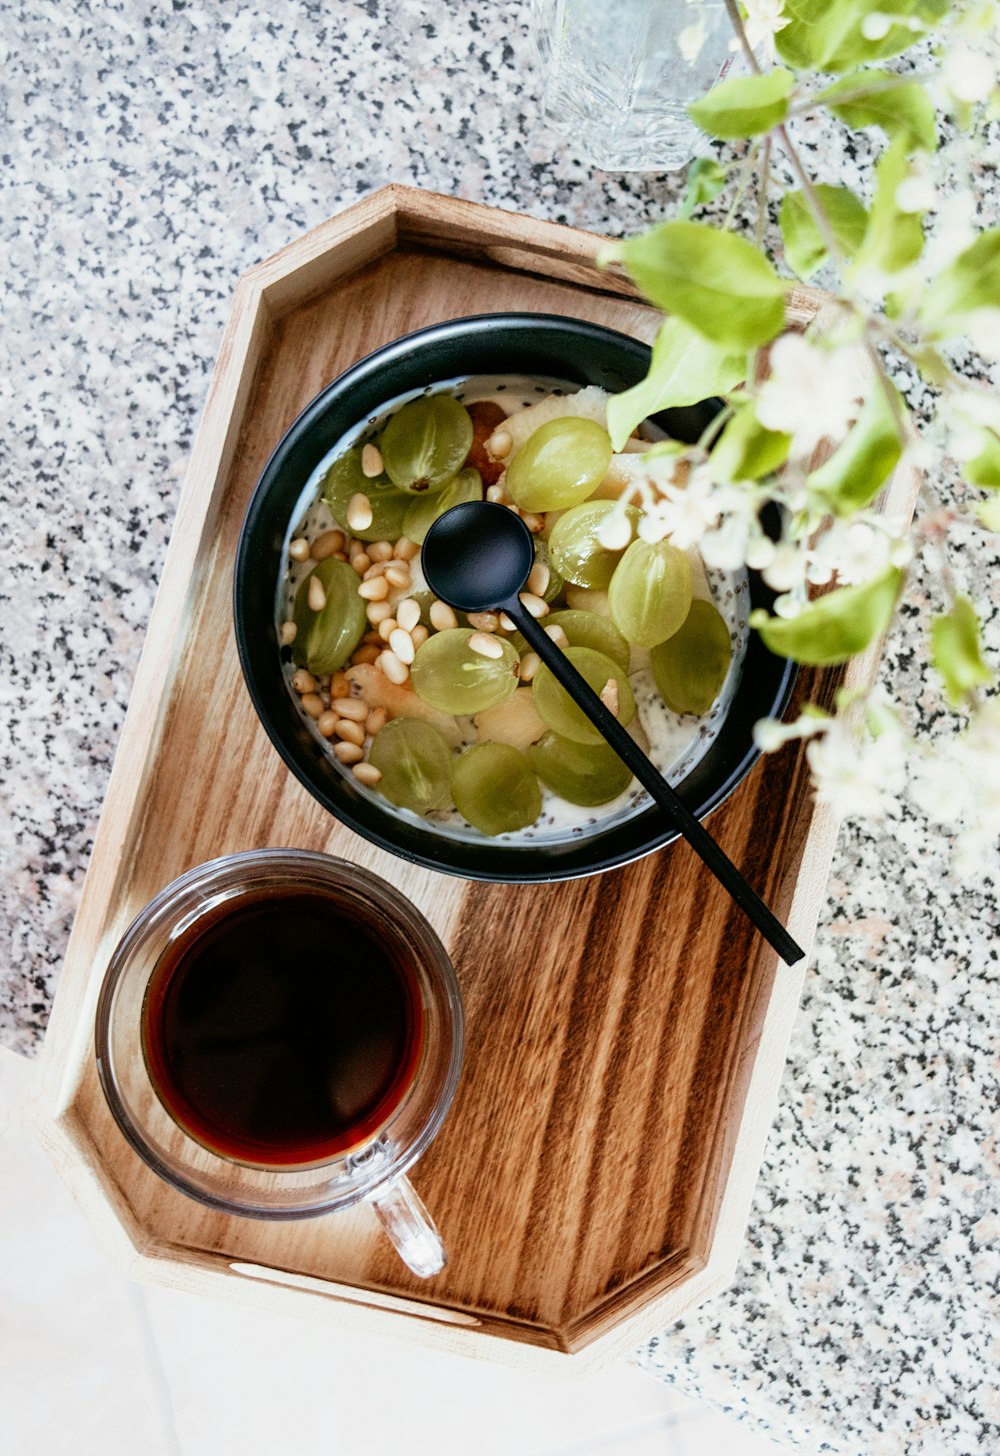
[234,313,795,883]
[278,372,750,848]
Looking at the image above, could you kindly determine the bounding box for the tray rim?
[35,185,919,1373]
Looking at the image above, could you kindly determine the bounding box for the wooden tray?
[38,186,916,1372]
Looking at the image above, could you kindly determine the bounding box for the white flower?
[638,464,720,549]
[700,513,750,570]
[942,45,996,104]
[756,335,861,457]
[762,540,807,592]
[735,0,791,60]
[806,720,906,819]
[753,709,828,753]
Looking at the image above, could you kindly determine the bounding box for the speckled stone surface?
[3,3,998,1452]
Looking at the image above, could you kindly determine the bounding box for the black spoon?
[421,501,804,965]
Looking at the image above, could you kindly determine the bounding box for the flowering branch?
[606,0,1000,873]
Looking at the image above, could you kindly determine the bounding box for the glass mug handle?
[368,1175,446,1278]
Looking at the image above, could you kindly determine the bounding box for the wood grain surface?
[39,188,918,1365]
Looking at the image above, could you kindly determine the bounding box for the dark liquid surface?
[141,888,423,1167]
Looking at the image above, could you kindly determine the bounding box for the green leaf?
[808,382,905,513]
[606,317,746,450]
[688,68,794,139]
[710,403,791,482]
[777,0,949,72]
[779,185,869,278]
[818,70,937,149]
[931,595,993,705]
[919,231,1000,335]
[618,220,786,350]
[962,426,1000,488]
[850,136,925,279]
[678,158,728,219]
[749,567,904,665]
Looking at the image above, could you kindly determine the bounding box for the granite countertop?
[3,3,998,1452]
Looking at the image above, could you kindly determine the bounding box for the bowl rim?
[234,312,797,884]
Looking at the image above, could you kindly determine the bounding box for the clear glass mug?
[94,850,463,1278]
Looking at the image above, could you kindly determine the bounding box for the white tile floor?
[0,1048,784,1456]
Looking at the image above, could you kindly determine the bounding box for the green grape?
[505,417,613,513]
[650,598,732,715]
[608,538,693,648]
[548,500,640,589]
[528,731,633,806]
[451,743,541,836]
[411,628,519,715]
[532,646,635,746]
[402,467,483,545]
[368,718,453,814]
[532,536,564,603]
[291,557,367,675]
[543,610,630,671]
[322,447,412,542]
[380,395,474,494]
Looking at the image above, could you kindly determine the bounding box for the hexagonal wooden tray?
[38,186,917,1371]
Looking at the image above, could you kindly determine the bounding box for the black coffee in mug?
[141,885,424,1168]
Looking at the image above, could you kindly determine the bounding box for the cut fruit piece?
[532,646,635,746]
[381,395,474,493]
[411,628,519,715]
[650,599,732,715]
[368,717,453,814]
[506,417,613,513]
[528,731,633,806]
[608,538,693,648]
[345,665,463,746]
[451,742,541,836]
[291,558,367,675]
[474,687,548,754]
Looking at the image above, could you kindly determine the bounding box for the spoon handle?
[507,601,804,965]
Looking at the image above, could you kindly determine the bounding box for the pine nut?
[489,429,512,459]
[378,650,410,685]
[498,612,516,632]
[361,443,383,478]
[389,627,416,664]
[378,617,398,642]
[368,540,394,562]
[486,484,507,504]
[291,668,317,694]
[469,631,504,659]
[358,576,390,601]
[317,710,339,737]
[468,611,499,632]
[352,762,383,787]
[348,538,367,560]
[362,629,383,645]
[367,599,394,625]
[331,697,368,722]
[429,600,458,632]
[347,492,373,531]
[288,536,311,562]
[410,624,429,648]
[366,707,387,735]
[311,529,345,560]
[394,536,418,561]
[333,740,364,764]
[519,651,540,682]
[279,620,297,646]
[528,561,550,597]
[544,623,569,648]
[521,512,545,534]
[600,677,620,717]
[363,561,387,580]
[351,552,372,577]
[519,592,549,619]
[335,718,366,746]
[301,693,325,719]
[384,564,411,591]
[307,575,327,612]
[332,550,348,562]
[396,597,421,633]
[351,644,381,666]
[331,669,350,698]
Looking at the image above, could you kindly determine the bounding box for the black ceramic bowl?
[234,313,795,883]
